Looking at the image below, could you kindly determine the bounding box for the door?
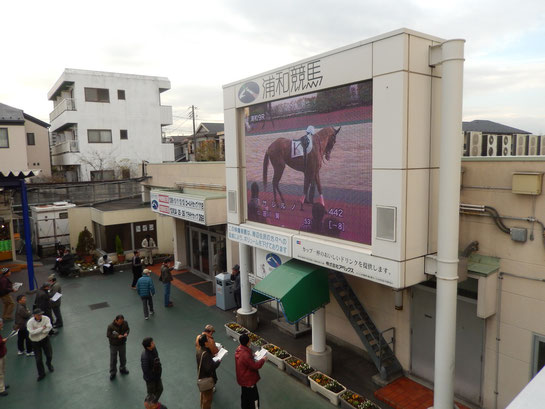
[410,285,484,405]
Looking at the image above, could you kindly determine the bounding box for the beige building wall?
[25,120,52,177]
[143,162,226,189]
[68,206,174,256]
[460,158,545,409]
[0,125,27,172]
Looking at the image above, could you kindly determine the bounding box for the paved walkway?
[0,262,340,409]
[375,377,471,409]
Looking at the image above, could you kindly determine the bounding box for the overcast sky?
[2,0,544,134]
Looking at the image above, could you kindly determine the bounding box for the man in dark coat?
[33,283,57,336]
[230,264,241,309]
[0,268,15,321]
[159,259,173,307]
[48,274,63,328]
[141,337,162,399]
[131,251,143,289]
[106,314,130,380]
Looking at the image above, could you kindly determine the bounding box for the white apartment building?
[47,69,174,182]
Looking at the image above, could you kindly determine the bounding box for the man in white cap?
[27,308,54,381]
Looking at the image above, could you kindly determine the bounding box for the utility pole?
[188,105,197,161]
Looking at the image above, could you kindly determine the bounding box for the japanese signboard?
[227,224,291,257]
[150,190,206,225]
[244,80,372,245]
[292,236,400,288]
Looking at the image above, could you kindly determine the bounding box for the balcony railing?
[51,140,79,155]
[49,98,76,122]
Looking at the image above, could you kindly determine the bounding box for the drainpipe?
[429,39,466,409]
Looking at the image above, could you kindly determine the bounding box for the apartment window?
[117,90,126,100]
[26,133,35,146]
[84,87,110,103]
[120,129,128,140]
[532,334,545,377]
[0,128,8,148]
[88,129,112,143]
[90,170,115,181]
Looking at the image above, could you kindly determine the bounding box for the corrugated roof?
[0,103,24,123]
[462,120,531,135]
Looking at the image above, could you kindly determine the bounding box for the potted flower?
[115,235,125,263]
[284,356,315,385]
[263,344,291,370]
[340,390,382,409]
[225,322,247,340]
[247,332,268,352]
[309,372,346,406]
[76,226,95,263]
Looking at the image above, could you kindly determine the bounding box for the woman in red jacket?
[234,333,267,409]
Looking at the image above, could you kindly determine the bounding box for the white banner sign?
[292,236,400,288]
[228,224,292,257]
[150,191,206,225]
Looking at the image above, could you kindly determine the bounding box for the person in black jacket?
[196,334,220,409]
[141,337,162,399]
[107,314,130,380]
[33,284,57,336]
[230,264,241,309]
[131,251,143,289]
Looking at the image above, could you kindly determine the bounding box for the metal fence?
[12,178,144,208]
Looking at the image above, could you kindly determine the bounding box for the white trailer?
[30,201,76,256]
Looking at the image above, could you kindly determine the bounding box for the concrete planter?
[263,344,291,371]
[284,356,315,386]
[224,323,247,341]
[309,372,346,406]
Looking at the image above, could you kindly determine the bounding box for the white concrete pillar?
[239,243,252,313]
[311,307,326,353]
[430,39,465,409]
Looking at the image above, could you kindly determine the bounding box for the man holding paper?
[235,333,267,409]
[48,274,63,328]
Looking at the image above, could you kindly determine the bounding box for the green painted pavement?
[1,269,335,409]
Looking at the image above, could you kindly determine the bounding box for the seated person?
[58,249,76,277]
[98,254,114,275]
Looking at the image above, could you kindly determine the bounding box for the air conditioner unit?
[528,134,539,156]
[501,135,514,156]
[541,136,545,156]
[469,131,483,157]
[485,134,499,157]
[515,134,528,156]
[462,131,470,156]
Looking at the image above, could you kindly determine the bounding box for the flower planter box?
[340,390,381,409]
[284,356,315,386]
[309,372,346,406]
[225,323,247,341]
[262,344,291,371]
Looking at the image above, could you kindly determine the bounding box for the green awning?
[250,259,330,324]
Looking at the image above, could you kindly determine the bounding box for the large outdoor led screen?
[244,80,372,245]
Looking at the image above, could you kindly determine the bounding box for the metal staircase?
[328,270,403,381]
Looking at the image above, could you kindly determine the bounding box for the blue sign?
[266,253,282,268]
[151,200,159,210]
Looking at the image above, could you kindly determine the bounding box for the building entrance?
[410,285,484,405]
[188,224,226,281]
